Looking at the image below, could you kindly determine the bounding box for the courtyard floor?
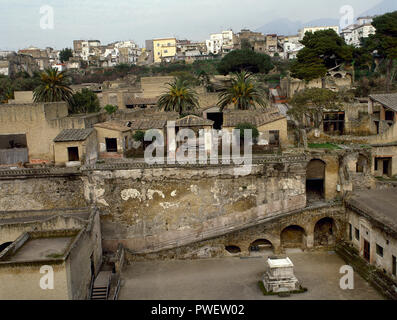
[119,251,383,300]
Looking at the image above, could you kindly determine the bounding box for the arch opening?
[281,225,306,249]
[306,159,326,203]
[314,217,337,247]
[249,239,273,255]
[0,242,12,253]
[225,245,241,254]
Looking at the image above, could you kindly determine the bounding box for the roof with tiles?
[53,128,94,142]
[129,118,167,130]
[175,115,214,127]
[223,108,285,127]
[94,121,132,132]
[369,93,397,112]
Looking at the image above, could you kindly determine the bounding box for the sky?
[0,0,385,50]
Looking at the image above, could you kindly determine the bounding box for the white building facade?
[206,30,234,55]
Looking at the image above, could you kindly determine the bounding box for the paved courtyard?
[119,251,384,300]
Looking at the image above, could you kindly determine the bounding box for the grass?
[258,281,308,297]
[46,253,64,259]
[308,143,341,150]
[375,176,397,182]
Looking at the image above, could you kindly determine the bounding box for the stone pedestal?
[262,257,300,293]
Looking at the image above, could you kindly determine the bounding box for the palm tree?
[33,68,73,103]
[217,71,268,111]
[157,77,199,116]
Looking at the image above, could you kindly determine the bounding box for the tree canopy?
[33,68,73,104]
[287,88,341,129]
[69,88,100,114]
[217,49,273,75]
[367,11,397,91]
[59,48,74,63]
[291,30,353,83]
[157,77,199,116]
[217,71,268,111]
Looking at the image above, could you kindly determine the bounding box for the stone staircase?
[90,271,112,300]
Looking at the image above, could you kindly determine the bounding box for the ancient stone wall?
[1,155,361,255]
[0,174,86,211]
[127,203,346,261]
[80,161,307,252]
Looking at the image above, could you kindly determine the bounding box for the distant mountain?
[256,17,339,36]
[255,18,302,36]
[255,0,397,36]
[359,0,397,17]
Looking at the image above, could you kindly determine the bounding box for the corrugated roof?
[369,93,397,112]
[94,121,132,132]
[54,128,94,142]
[223,108,285,127]
[175,115,214,127]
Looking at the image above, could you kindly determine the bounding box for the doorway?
[67,147,79,161]
[105,138,118,152]
[306,159,326,202]
[383,158,391,176]
[207,112,223,130]
[364,240,370,262]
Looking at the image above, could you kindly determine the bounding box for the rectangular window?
[374,158,378,171]
[355,228,360,241]
[376,244,384,257]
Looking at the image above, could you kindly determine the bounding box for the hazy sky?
[0,0,384,50]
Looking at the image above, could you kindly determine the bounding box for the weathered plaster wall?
[80,163,307,253]
[67,212,102,300]
[0,262,69,300]
[0,175,86,211]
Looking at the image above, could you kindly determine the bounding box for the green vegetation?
[59,48,74,63]
[235,123,259,141]
[69,88,100,114]
[70,59,221,85]
[217,49,273,75]
[291,29,353,85]
[33,68,74,104]
[157,77,199,116]
[308,143,341,150]
[375,176,397,182]
[288,88,341,129]
[132,130,145,142]
[217,71,268,110]
[46,253,64,259]
[364,11,397,92]
[0,72,42,103]
[104,104,118,115]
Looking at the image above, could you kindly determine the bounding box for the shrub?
[70,88,100,114]
[133,130,145,142]
[235,123,259,141]
[104,104,118,115]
